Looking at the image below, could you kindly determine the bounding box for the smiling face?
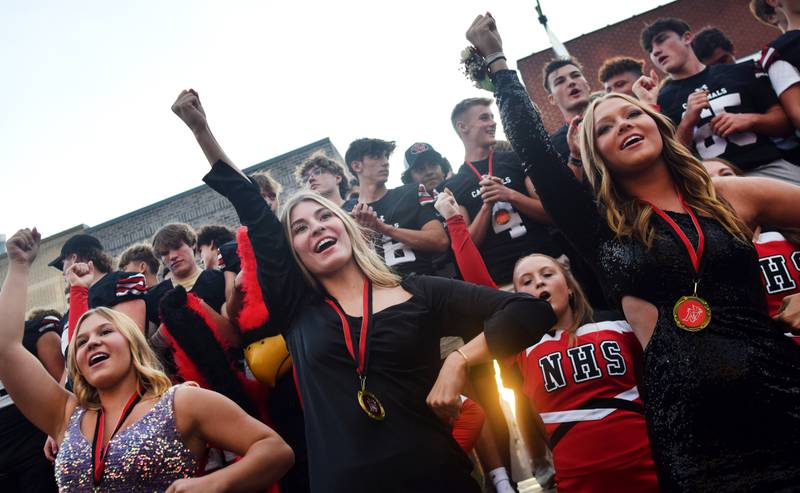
[458,104,497,149]
[650,30,693,74]
[547,64,591,115]
[289,199,354,278]
[513,256,572,322]
[410,162,446,191]
[73,313,133,390]
[591,97,664,177]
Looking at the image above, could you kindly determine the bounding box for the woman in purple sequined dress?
[0,228,294,492]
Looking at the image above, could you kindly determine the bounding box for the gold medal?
[357,389,386,421]
[673,295,711,332]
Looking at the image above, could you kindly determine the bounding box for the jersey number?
[381,235,416,267]
[689,93,757,158]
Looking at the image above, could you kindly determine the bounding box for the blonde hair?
[279,192,401,290]
[579,93,750,247]
[513,254,593,345]
[68,307,172,410]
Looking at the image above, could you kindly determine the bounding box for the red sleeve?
[446,215,497,288]
[451,397,485,453]
[68,285,89,343]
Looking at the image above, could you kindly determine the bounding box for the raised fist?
[466,13,503,56]
[632,69,660,106]
[434,188,461,220]
[6,228,40,267]
[65,261,95,289]
[172,89,208,134]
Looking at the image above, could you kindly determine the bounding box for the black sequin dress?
[492,69,800,492]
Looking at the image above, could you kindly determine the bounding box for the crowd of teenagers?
[3,2,800,492]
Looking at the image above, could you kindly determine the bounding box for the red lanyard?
[643,193,705,273]
[464,150,494,180]
[325,279,372,376]
[92,390,142,485]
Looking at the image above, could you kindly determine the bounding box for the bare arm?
[377,219,449,253]
[171,386,294,492]
[172,90,245,178]
[780,85,800,130]
[464,204,493,247]
[114,299,147,334]
[714,176,800,230]
[710,104,792,139]
[35,332,65,382]
[0,230,73,439]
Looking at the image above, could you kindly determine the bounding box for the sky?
[0,0,672,241]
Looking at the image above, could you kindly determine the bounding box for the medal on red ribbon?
[92,389,142,485]
[326,279,386,421]
[645,193,711,332]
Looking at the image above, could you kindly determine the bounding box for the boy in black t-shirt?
[641,17,800,185]
[147,223,227,325]
[196,225,235,271]
[342,138,448,277]
[757,2,800,131]
[542,58,593,171]
[442,98,560,287]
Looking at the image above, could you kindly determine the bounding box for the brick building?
[518,0,779,132]
[0,138,342,312]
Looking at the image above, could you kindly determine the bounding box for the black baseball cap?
[48,234,103,271]
[402,142,445,184]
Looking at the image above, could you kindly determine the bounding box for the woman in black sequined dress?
[467,14,800,492]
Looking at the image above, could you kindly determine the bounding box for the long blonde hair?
[579,93,750,247]
[279,192,401,290]
[68,307,172,410]
[513,254,593,344]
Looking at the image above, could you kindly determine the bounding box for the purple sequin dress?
[55,385,198,492]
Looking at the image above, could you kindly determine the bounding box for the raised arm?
[465,15,606,257]
[435,188,497,288]
[172,90,308,332]
[0,229,73,439]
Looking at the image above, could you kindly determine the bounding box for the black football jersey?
[440,151,561,285]
[367,184,440,276]
[658,62,782,170]
[760,30,800,73]
[146,269,226,325]
[88,271,147,310]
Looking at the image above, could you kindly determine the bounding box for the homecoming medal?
[326,279,387,421]
[673,282,711,332]
[357,376,386,421]
[644,193,712,333]
[494,209,511,225]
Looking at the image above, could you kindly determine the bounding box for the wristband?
[485,52,506,66]
[454,348,470,366]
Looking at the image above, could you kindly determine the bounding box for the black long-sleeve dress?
[203,162,557,493]
[491,69,800,492]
